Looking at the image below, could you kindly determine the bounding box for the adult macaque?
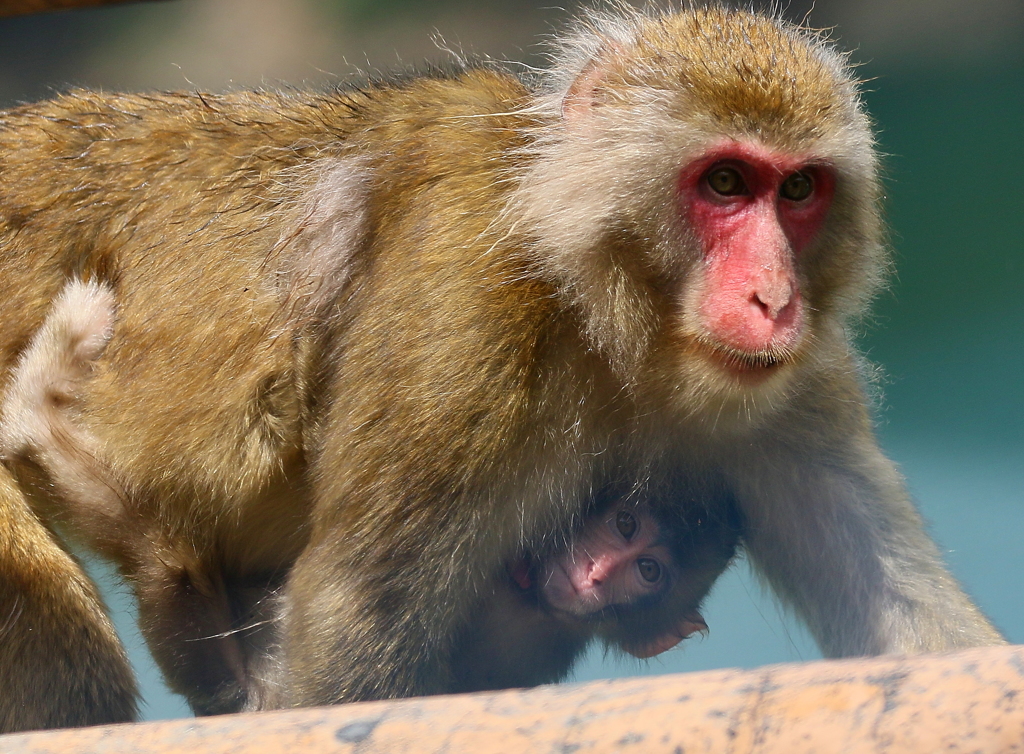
[0,4,1004,732]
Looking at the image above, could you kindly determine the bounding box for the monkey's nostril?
[751,285,793,321]
[752,293,771,316]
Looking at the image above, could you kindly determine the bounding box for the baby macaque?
[452,498,738,692]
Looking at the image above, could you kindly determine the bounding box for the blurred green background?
[1,0,1020,721]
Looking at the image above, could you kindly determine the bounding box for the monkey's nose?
[729,282,802,354]
[580,556,615,588]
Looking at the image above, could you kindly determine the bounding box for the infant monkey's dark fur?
[452,493,740,693]
[0,4,1003,732]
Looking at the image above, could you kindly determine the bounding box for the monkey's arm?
[277,244,592,704]
[281,317,579,705]
[0,465,137,732]
[727,366,1005,657]
[282,432,540,704]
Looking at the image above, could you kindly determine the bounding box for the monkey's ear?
[561,40,625,123]
[623,612,708,659]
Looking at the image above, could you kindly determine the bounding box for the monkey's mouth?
[541,563,599,616]
[693,337,795,380]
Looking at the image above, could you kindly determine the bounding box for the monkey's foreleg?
[281,439,528,705]
[282,530,472,705]
[728,374,1005,656]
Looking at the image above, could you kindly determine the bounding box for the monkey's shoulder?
[345,67,533,178]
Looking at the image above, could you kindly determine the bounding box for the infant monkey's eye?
[616,511,637,539]
[637,557,662,583]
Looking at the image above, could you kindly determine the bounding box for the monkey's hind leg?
[0,279,138,730]
[0,278,260,717]
[0,464,137,732]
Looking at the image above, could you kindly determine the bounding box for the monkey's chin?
[661,337,803,433]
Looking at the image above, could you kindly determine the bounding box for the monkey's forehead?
[607,8,860,145]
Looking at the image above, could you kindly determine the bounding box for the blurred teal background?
[1,0,1021,721]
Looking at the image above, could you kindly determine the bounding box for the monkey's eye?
[637,557,662,583]
[616,511,637,539]
[780,171,813,201]
[705,166,746,196]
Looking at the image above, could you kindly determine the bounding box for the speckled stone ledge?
[4,645,1024,753]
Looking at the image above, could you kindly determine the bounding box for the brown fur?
[0,6,1003,730]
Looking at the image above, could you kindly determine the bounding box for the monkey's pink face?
[678,141,835,380]
[539,507,674,617]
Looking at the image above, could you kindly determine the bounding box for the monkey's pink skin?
[681,142,834,360]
